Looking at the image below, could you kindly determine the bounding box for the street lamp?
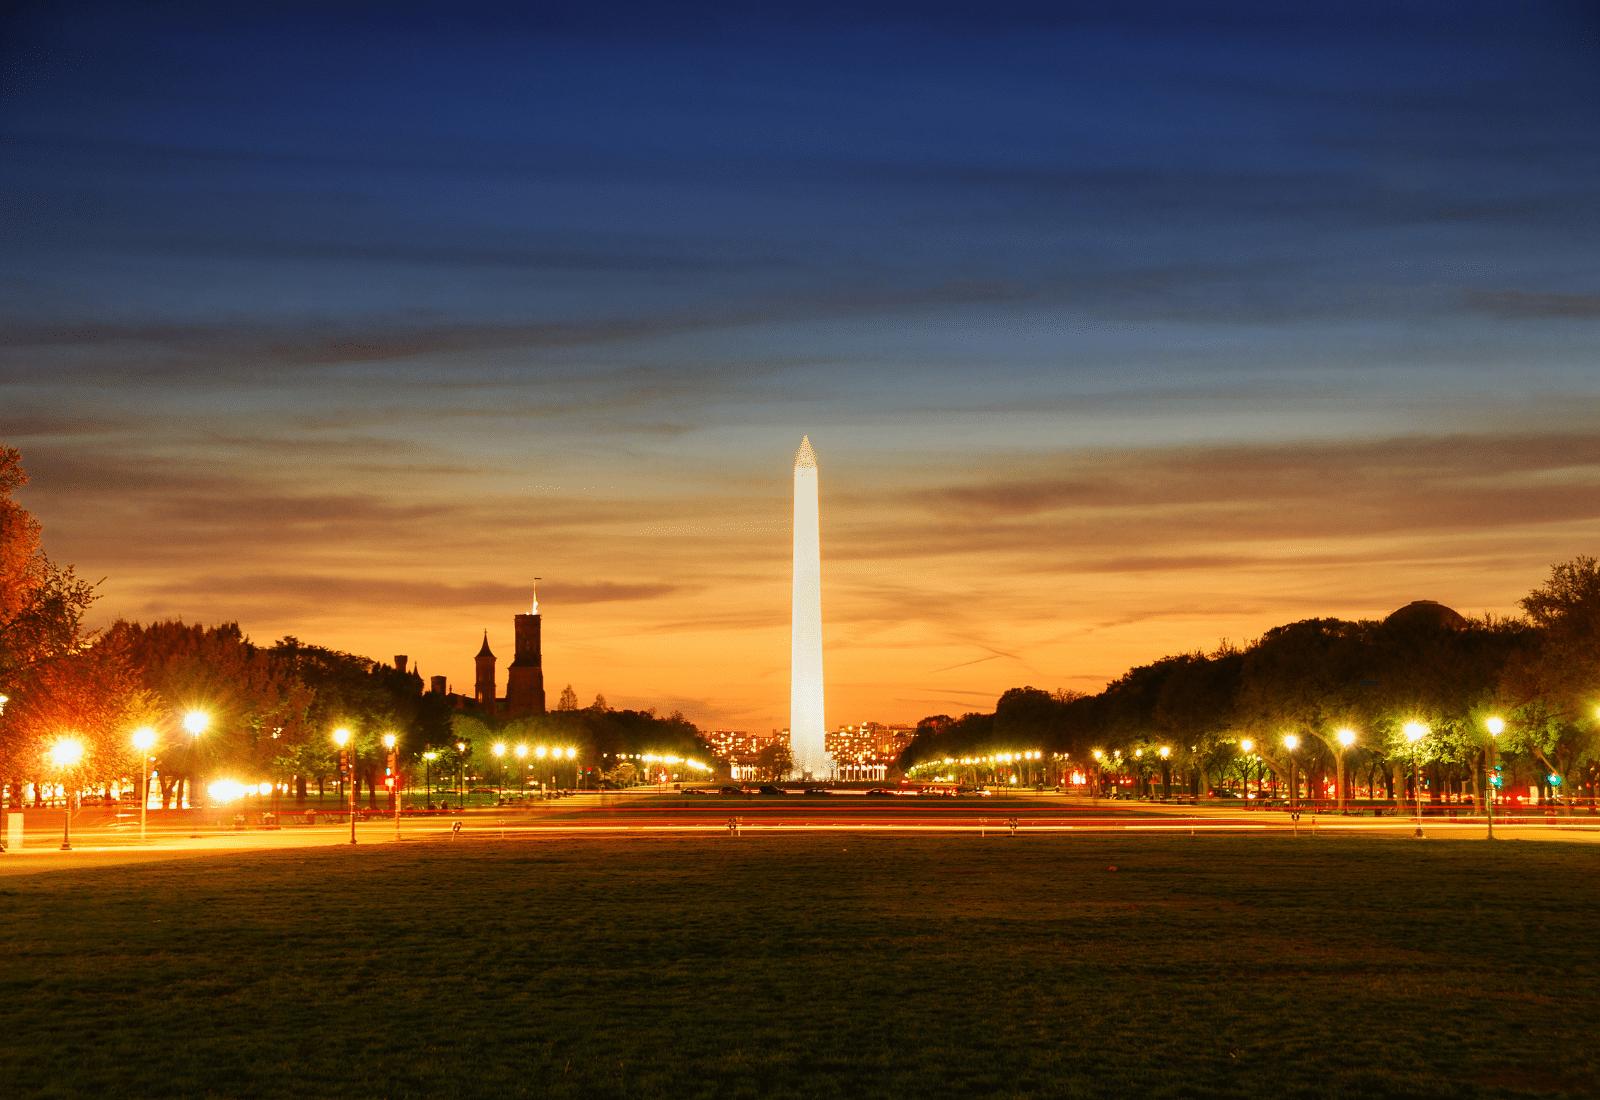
[515,744,528,795]
[1239,739,1254,801]
[183,711,209,810]
[132,728,157,843]
[333,727,356,844]
[1404,722,1427,838]
[50,738,83,850]
[1485,717,1504,839]
[423,751,438,808]
[1335,729,1355,813]
[1284,735,1300,809]
[382,733,399,837]
[492,742,506,800]
[455,741,468,807]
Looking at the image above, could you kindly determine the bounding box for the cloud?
[144,574,679,610]
[0,278,1035,384]
[1465,290,1600,320]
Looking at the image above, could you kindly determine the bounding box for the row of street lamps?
[1082,717,1507,834]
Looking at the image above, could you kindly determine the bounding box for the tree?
[110,620,315,808]
[1504,557,1600,812]
[1,444,143,805]
[556,684,579,711]
[756,740,793,781]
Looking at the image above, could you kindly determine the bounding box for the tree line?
[898,560,1600,811]
[0,444,709,806]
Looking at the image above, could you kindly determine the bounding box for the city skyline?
[3,3,1598,732]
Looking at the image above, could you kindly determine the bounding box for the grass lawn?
[3,834,1597,1099]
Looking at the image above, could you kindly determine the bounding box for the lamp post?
[183,711,209,811]
[492,742,506,801]
[515,744,527,797]
[1239,740,1254,803]
[423,751,438,808]
[1284,735,1300,809]
[1485,717,1504,839]
[1335,729,1355,813]
[1404,722,1427,838]
[383,732,399,840]
[333,727,356,844]
[455,741,468,808]
[50,738,83,850]
[132,728,157,844]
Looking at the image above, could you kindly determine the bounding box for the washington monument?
[790,435,828,777]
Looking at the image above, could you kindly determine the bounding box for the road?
[4,790,1597,876]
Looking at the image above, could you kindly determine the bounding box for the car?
[863,788,895,797]
[682,788,710,795]
[757,784,786,796]
[1207,788,1241,799]
[803,787,831,796]
[719,786,745,795]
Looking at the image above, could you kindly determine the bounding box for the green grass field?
[3,833,1597,1099]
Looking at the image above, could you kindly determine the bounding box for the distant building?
[704,729,789,781]
[826,722,914,781]
[456,587,548,718]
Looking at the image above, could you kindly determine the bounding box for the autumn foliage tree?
[0,444,148,803]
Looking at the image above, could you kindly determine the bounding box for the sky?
[2,1,1597,732]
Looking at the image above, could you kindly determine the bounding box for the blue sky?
[3,1,1597,728]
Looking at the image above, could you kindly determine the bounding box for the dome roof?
[1383,600,1468,631]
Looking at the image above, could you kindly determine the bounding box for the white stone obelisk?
[790,435,827,779]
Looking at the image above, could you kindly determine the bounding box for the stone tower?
[474,632,497,710]
[507,587,546,718]
[790,435,827,778]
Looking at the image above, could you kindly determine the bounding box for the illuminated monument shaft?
[790,436,828,777]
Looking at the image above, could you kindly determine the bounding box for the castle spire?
[477,630,494,658]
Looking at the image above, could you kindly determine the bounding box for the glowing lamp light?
[184,711,209,736]
[1487,717,1504,736]
[1336,729,1355,747]
[492,742,506,757]
[258,782,272,795]
[536,746,547,759]
[423,751,439,761]
[1404,722,1427,743]
[565,747,576,759]
[1284,735,1299,750]
[132,728,157,752]
[208,779,248,802]
[1158,746,1171,759]
[1093,750,1103,760]
[455,742,466,752]
[50,739,84,769]
[382,733,396,749]
[332,728,351,747]
[1240,739,1254,752]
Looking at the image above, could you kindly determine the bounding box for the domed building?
[1383,599,1468,631]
